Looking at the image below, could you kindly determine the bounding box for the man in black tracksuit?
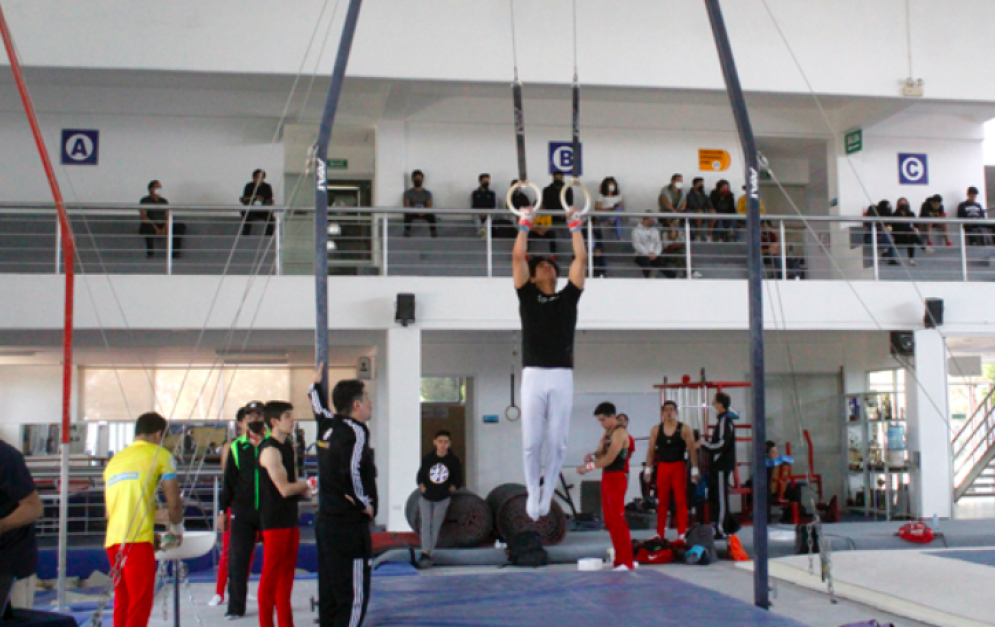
[309,369,378,627]
[219,401,266,619]
[699,392,740,539]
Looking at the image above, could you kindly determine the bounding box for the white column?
[385,325,421,531]
[374,121,406,208]
[908,329,952,519]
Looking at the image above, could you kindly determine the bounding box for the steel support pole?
[703,0,769,609]
[313,0,364,387]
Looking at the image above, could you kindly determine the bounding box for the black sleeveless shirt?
[654,421,687,463]
[603,427,629,473]
[258,436,299,530]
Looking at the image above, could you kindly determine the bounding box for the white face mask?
[608,184,617,193]
[673,182,683,191]
[154,188,163,196]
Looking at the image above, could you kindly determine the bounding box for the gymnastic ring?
[505,405,521,422]
[559,177,592,218]
[506,180,543,218]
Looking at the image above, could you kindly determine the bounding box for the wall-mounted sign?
[482,414,499,424]
[327,159,349,170]
[61,129,99,166]
[898,153,928,185]
[356,356,373,380]
[698,149,731,172]
[845,129,863,155]
[548,141,582,175]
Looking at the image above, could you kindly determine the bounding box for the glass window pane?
[222,368,292,421]
[421,377,464,403]
[155,368,225,421]
[82,368,155,422]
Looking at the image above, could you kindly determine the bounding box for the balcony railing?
[3,202,995,281]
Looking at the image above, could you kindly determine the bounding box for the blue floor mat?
[931,549,995,568]
[366,570,806,627]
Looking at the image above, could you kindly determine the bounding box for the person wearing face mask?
[685,177,713,242]
[919,194,951,247]
[240,169,275,236]
[219,401,267,619]
[139,180,185,259]
[471,173,497,238]
[403,170,437,238]
[657,174,687,233]
[709,179,736,242]
[893,197,934,264]
[592,177,623,277]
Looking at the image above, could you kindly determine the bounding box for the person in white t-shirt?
[593,177,624,278]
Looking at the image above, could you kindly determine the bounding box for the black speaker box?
[890,331,915,356]
[924,297,944,328]
[395,293,415,326]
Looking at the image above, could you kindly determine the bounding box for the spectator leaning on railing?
[710,179,736,242]
[403,170,437,238]
[685,177,713,242]
[957,186,989,247]
[892,198,934,265]
[139,180,185,259]
[240,169,275,236]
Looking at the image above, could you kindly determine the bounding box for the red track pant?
[106,543,156,627]
[656,460,688,538]
[601,471,634,569]
[216,512,231,597]
[259,528,300,627]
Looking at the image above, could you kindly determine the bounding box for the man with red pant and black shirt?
[577,402,634,571]
[309,365,378,627]
[644,401,698,542]
[257,402,311,627]
[219,401,266,619]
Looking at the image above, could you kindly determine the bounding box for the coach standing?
[309,365,377,627]
[0,436,43,611]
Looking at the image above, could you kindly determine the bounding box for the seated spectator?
[657,173,686,232]
[865,201,899,265]
[471,173,496,238]
[592,177,625,278]
[239,169,275,236]
[403,170,437,238]
[734,186,767,242]
[919,194,950,247]
[893,198,934,265]
[709,179,736,242]
[632,216,672,278]
[139,180,185,259]
[760,221,781,278]
[661,224,702,279]
[685,177,713,242]
[508,179,552,252]
[957,186,988,247]
[533,173,573,257]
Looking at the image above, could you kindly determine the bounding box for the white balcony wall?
[4,1,995,102]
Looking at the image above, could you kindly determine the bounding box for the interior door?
[420,404,468,477]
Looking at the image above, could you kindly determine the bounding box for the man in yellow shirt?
[104,413,184,627]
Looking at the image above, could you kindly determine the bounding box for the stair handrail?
[953,404,995,481]
[952,384,995,458]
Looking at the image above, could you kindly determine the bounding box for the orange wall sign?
[699,149,731,172]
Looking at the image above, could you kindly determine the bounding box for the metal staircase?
[953,386,995,501]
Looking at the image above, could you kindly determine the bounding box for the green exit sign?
[327,159,348,170]
[845,129,862,155]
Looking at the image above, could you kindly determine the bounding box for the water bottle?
[932,513,939,530]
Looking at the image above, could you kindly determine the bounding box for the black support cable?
[314,0,364,389]
[703,0,769,610]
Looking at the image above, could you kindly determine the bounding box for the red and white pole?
[0,3,76,609]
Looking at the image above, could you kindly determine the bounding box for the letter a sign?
[60,129,100,166]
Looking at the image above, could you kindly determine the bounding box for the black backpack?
[505,531,548,567]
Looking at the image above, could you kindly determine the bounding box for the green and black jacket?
[220,434,264,513]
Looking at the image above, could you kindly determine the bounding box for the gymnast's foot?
[526,490,540,521]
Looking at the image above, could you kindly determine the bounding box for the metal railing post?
[961,224,969,281]
[275,211,283,276]
[779,220,787,280]
[383,214,389,277]
[486,215,493,278]
[166,212,173,275]
[587,219,594,279]
[55,218,61,274]
[684,218,692,279]
[871,222,880,281]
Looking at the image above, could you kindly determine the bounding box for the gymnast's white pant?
[520,367,574,514]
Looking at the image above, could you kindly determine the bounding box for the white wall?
[0,365,76,445]
[6,1,995,102]
[0,110,283,205]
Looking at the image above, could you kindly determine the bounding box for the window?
[420,377,465,403]
[868,369,906,419]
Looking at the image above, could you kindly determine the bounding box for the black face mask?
[247,420,266,435]
[413,179,423,187]
[553,179,564,187]
[481,182,490,189]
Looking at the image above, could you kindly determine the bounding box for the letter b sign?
[549,141,582,175]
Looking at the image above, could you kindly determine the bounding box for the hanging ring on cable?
[559,176,592,217]
[506,180,543,217]
[505,405,521,422]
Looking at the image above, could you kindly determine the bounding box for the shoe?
[612,565,635,572]
[692,270,703,279]
[403,231,411,238]
[224,613,243,621]
[925,246,936,254]
[526,491,540,521]
[415,554,433,570]
[887,259,899,265]
[946,241,953,247]
[247,593,256,602]
[927,240,933,247]
[909,259,917,266]
[477,228,486,238]
[208,594,223,607]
